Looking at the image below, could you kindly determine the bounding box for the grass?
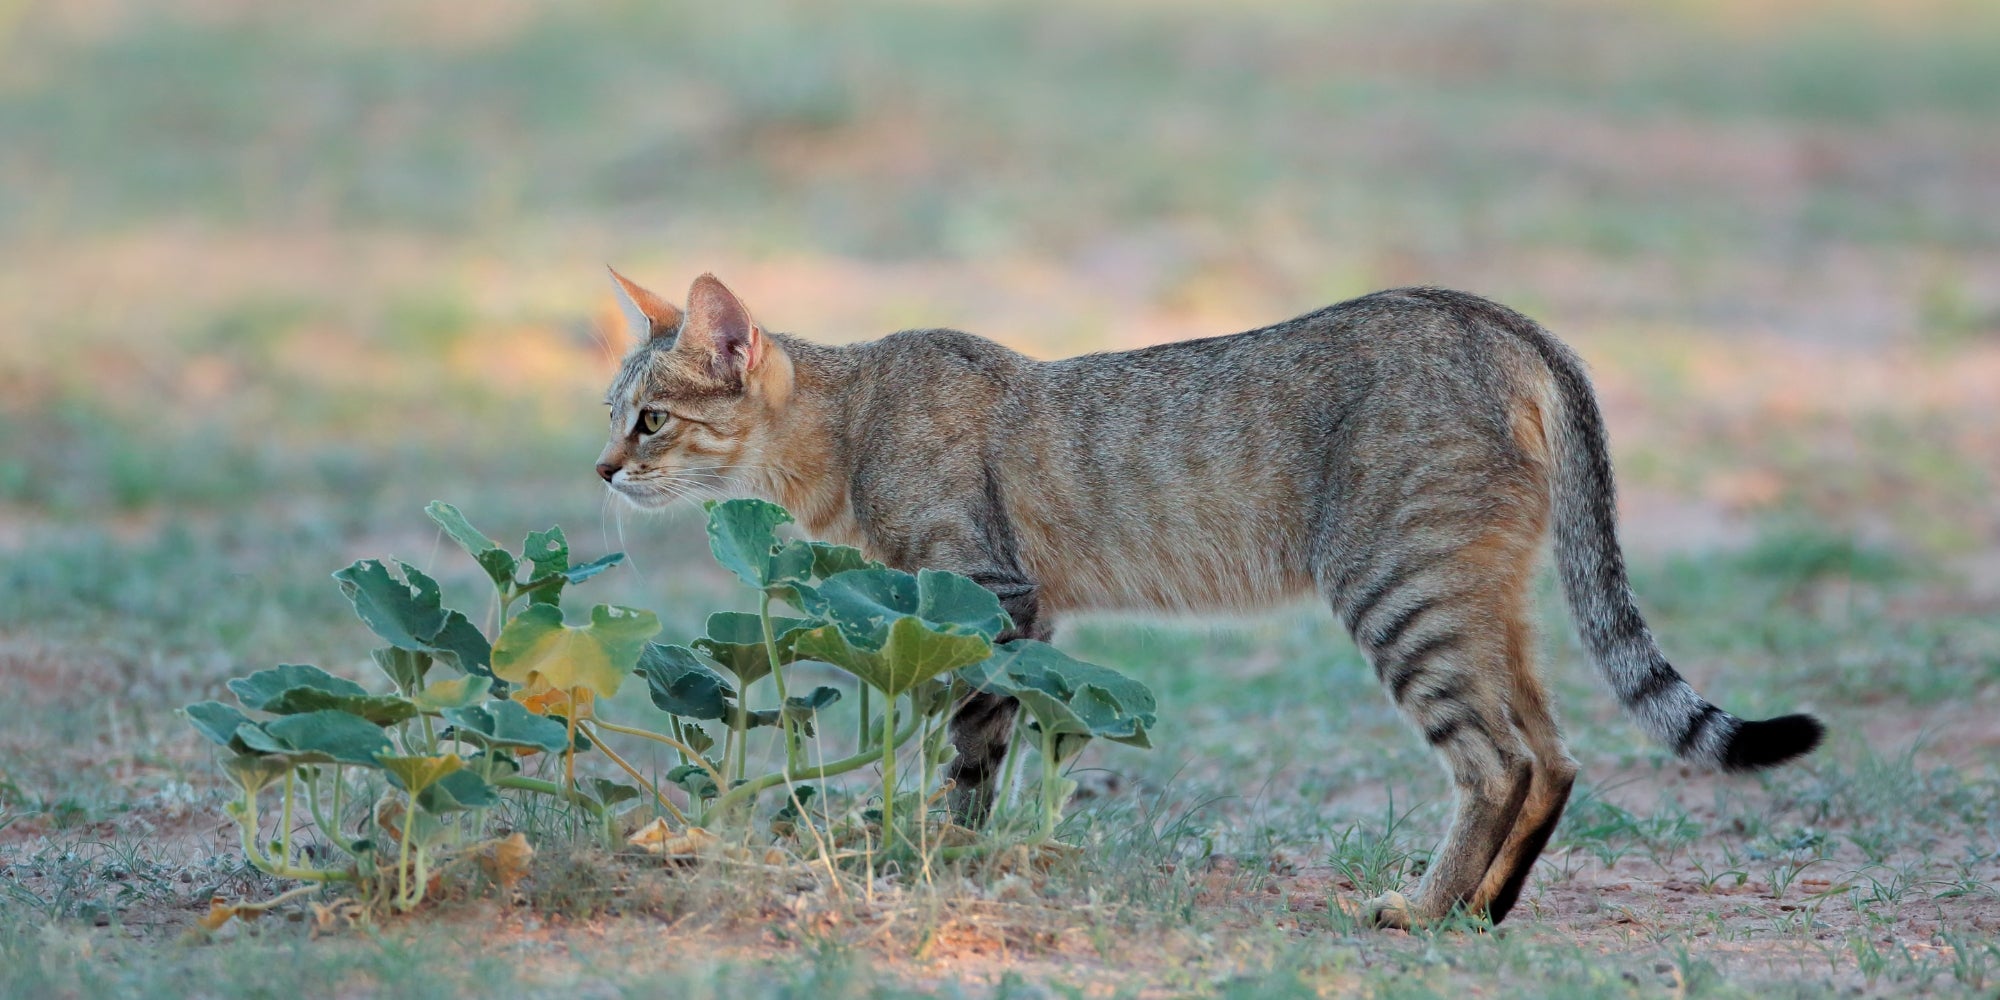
[3,0,1999,995]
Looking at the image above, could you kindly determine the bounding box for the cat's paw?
[1334,890,1417,930]
[1361,890,1415,929]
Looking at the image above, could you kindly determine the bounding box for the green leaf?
[427,610,495,679]
[680,725,715,755]
[253,710,395,766]
[562,552,623,585]
[808,541,879,578]
[523,526,569,580]
[426,501,499,557]
[806,568,1011,646]
[635,644,736,721]
[959,640,1158,754]
[185,701,254,752]
[266,689,418,726]
[666,762,721,801]
[582,778,641,812]
[442,700,570,753]
[785,685,843,715]
[410,674,493,713]
[371,647,433,691]
[417,769,498,813]
[228,664,367,711]
[691,611,817,687]
[909,677,956,718]
[772,784,819,826]
[704,498,816,591]
[912,570,1013,641]
[426,501,518,591]
[513,554,625,608]
[226,663,417,724]
[376,754,463,795]
[221,754,294,795]
[491,603,660,698]
[782,685,843,738]
[792,615,993,700]
[333,560,450,652]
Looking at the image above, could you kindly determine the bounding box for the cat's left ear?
[606,266,684,341]
[680,273,767,379]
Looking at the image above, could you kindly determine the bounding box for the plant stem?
[330,765,345,844]
[404,844,430,911]
[231,787,350,882]
[878,692,898,850]
[995,720,1025,821]
[589,719,726,788]
[492,775,606,819]
[708,703,923,817]
[1039,731,1061,841]
[303,768,362,857]
[857,684,871,751]
[759,592,800,776]
[579,721,690,827]
[279,769,296,866]
[728,703,749,785]
[668,717,691,766]
[396,789,416,904]
[919,710,937,822]
[564,692,580,840]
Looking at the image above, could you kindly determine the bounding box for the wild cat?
[593,269,1823,927]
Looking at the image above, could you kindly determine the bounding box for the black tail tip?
[1722,713,1825,772]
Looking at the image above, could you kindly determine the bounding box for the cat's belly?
[1021,519,1316,614]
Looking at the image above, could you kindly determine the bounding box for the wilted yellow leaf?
[511,678,593,720]
[491,603,658,700]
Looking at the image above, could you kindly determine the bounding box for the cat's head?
[595,269,794,509]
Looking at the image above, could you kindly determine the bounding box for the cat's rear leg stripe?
[1341,563,1421,633]
[1363,597,1438,653]
[1338,551,1451,632]
[1423,717,1464,746]
[1383,633,1463,700]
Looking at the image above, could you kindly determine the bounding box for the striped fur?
[597,273,1823,926]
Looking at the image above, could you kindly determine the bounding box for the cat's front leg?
[944,568,1049,825]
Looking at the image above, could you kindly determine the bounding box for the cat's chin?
[606,484,673,511]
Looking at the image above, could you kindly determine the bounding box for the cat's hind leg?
[1363,634,1534,928]
[1332,536,1542,928]
[1467,633,1578,924]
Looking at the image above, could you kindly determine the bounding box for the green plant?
[183,498,1157,919]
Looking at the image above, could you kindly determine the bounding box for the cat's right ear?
[606,266,684,341]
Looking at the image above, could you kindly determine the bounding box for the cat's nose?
[595,462,619,483]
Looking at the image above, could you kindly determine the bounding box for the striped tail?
[1534,336,1823,772]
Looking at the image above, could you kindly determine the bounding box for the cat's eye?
[639,409,669,435]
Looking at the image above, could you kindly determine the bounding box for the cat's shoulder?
[865,327,1031,372]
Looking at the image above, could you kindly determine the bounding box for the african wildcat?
[595,269,1823,927]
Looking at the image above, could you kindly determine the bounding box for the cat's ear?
[680,273,766,378]
[606,266,684,341]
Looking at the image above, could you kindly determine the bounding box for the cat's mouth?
[604,471,675,510]
[606,470,737,510]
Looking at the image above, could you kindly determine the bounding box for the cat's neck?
[741,333,865,544]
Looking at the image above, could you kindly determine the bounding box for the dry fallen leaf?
[627,818,718,858]
[196,896,264,932]
[309,899,366,937]
[474,832,535,890]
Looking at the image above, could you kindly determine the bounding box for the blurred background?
[1,0,1997,782]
